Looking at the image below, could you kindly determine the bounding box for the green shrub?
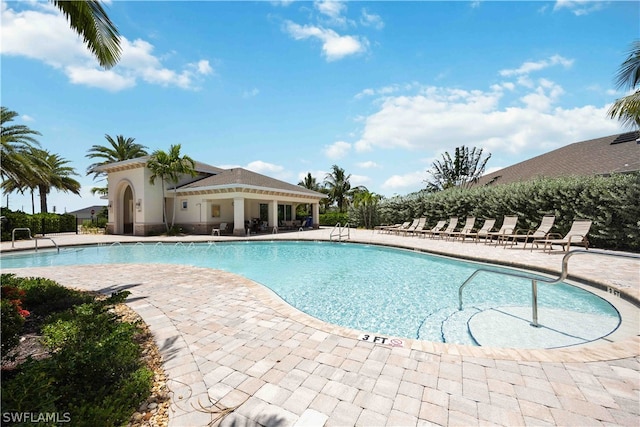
[1,298,25,357]
[1,283,152,426]
[376,173,640,251]
[0,208,77,241]
[2,274,92,316]
[319,211,349,226]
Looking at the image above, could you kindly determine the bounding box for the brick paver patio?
[2,229,638,426]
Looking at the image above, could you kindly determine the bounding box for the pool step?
[416,307,481,345]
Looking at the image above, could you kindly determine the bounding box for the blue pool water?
[1,241,619,345]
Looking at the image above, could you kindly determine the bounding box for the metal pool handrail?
[11,227,59,253]
[458,249,640,327]
[330,223,351,241]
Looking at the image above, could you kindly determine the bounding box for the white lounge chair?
[485,215,518,245]
[532,219,592,253]
[211,222,227,236]
[431,217,458,239]
[508,215,555,249]
[446,217,476,241]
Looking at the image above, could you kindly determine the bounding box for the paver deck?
[1,229,638,426]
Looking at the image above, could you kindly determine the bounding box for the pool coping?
[3,235,638,363]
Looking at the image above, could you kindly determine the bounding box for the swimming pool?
[1,241,620,347]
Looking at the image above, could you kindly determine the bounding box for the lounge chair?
[532,219,592,253]
[380,221,410,234]
[393,218,420,235]
[404,217,427,237]
[417,219,447,238]
[431,217,458,239]
[461,218,496,243]
[508,215,555,249]
[446,217,476,241]
[485,215,518,245]
[211,222,227,236]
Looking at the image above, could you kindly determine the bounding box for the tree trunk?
[170,187,177,229]
[161,180,168,232]
[38,185,48,213]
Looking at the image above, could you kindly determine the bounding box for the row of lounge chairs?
[378,216,592,253]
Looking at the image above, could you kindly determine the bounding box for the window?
[211,204,221,218]
[181,200,188,210]
[259,204,269,222]
[278,204,292,221]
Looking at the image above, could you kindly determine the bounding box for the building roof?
[67,205,107,216]
[95,156,225,175]
[179,167,326,197]
[99,157,325,198]
[474,131,640,186]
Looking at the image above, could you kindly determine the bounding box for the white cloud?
[243,88,260,98]
[193,60,213,75]
[353,78,621,160]
[356,161,380,169]
[350,174,371,188]
[284,21,367,61]
[381,170,427,192]
[315,0,347,20]
[66,65,135,91]
[553,0,606,16]
[246,160,284,174]
[1,3,213,91]
[499,55,574,77]
[245,160,293,181]
[324,141,351,159]
[360,8,384,30]
[21,114,35,122]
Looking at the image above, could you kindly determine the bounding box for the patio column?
[269,200,278,230]
[233,197,245,236]
[312,203,320,229]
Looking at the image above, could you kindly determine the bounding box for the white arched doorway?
[122,185,134,234]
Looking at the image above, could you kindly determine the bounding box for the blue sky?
[2,0,638,213]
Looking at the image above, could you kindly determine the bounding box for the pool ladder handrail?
[458,249,640,327]
[330,223,350,241]
[11,227,60,253]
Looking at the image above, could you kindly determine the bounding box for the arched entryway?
[122,185,134,234]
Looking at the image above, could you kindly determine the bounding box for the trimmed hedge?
[319,211,349,226]
[0,208,76,241]
[375,173,640,251]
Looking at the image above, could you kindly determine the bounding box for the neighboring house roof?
[474,131,640,187]
[67,205,107,216]
[179,168,326,197]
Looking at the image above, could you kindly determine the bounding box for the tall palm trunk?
[171,187,178,229]
[38,185,48,213]
[161,180,169,232]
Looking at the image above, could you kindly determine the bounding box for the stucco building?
[97,158,326,236]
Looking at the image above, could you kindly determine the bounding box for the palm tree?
[298,172,322,191]
[51,0,121,69]
[1,107,41,183]
[324,165,352,212]
[86,134,148,194]
[425,146,491,191]
[0,152,47,214]
[30,149,81,213]
[147,144,196,232]
[352,190,382,229]
[607,40,640,129]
